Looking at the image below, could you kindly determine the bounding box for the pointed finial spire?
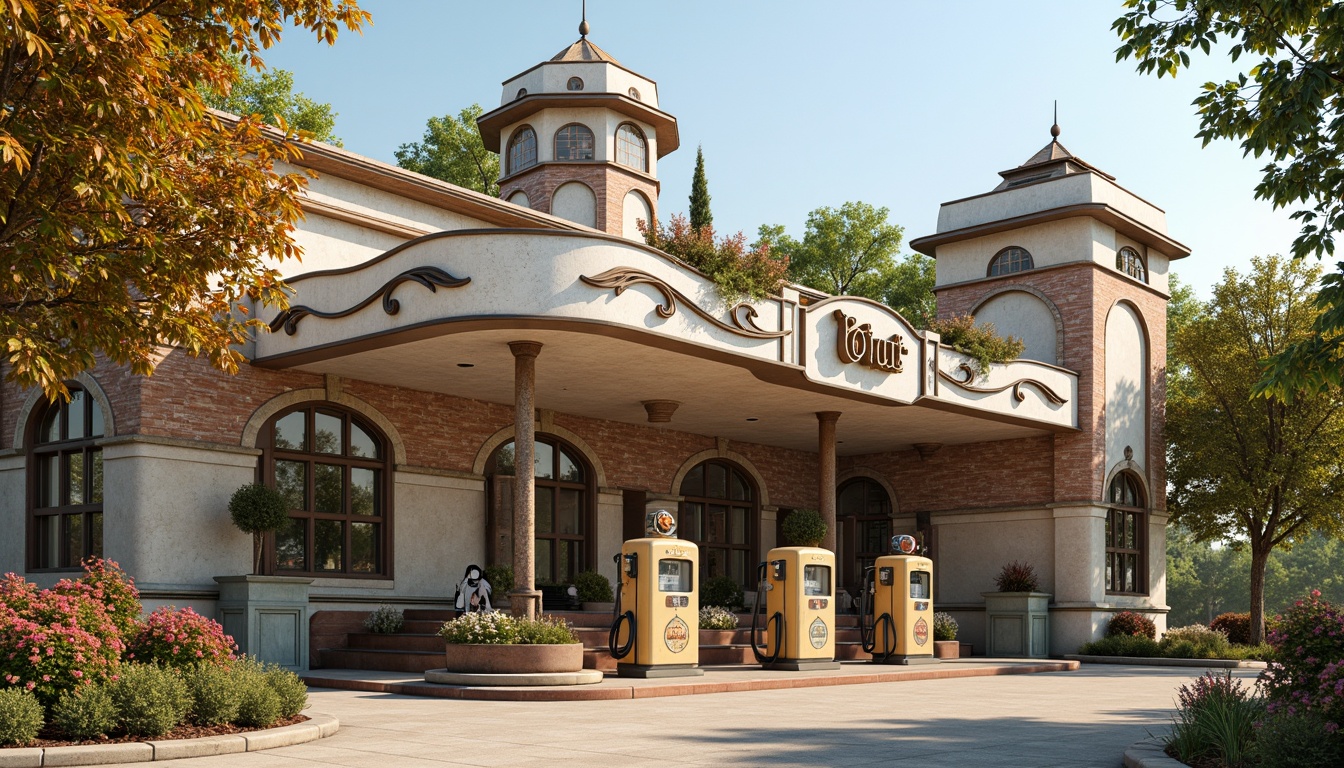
[579,0,590,37]
[1050,100,1061,140]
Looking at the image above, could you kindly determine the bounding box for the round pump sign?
[893,534,918,555]
[646,509,677,538]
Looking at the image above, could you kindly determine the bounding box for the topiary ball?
[781,509,827,547]
[228,484,289,535]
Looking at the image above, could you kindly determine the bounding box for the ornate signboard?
[834,309,908,374]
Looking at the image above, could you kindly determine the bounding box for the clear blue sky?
[260,1,1305,299]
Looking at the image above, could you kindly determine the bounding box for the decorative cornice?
[580,268,790,340]
[938,363,1069,406]
[271,267,470,335]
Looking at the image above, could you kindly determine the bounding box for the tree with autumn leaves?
[0,0,368,400]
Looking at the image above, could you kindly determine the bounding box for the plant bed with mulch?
[2,715,309,750]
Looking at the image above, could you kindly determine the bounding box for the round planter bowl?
[933,640,960,659]
[444,642,584,674]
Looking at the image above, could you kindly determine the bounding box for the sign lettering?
[833,309,908,374]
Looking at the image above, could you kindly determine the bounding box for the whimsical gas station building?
[0,22,1183,661]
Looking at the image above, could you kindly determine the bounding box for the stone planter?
[982,591,1051,658]
[699,630,739,646]
[214,575,312,671]
[959,642,974,657]
[443,643,584,674]
[582,601,615,613]
[933,640,960,659]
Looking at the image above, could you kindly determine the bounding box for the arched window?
[1117,247,1147,283]
[566,76,584,91]
[679,460,756,589]
[487,437,592,584]
[1105,472,1146,595]
[627,87,641,101]
[506,126,537,174]
[615,123,647,172]
[837,477,893,597]
[260,404,391,576]
[988,246,1034,276]
[554,124,595,162]
[29,384,106,570]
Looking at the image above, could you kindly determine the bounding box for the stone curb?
[424,668,605,687]
[1065,654,1267,669]
[1123,737,1186,767]
[0,713,337,768]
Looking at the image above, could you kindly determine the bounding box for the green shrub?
[110,663,191,737]
[233,673,282,728]
[1106,610,1156,639]
[933,612,959,641]
[0,687,44,746]
[362,604,404,634]
[1164,671,1261,768]
[1251,711,1344,768]
[574,571,613,603]
[52,684,117,740]
[483,565,514,595]
[1077,634,1162,657]
[228,484,289,574]
[699,606,739,630]
[183,664,240,726]
[993,560,1040,593]
[701,576,744,609]
[1210,612,1252,646]
[1159,625,1231,659]
[781,509,827,547]
[515,615,578,645]
[265,666,308,718]
[927,314,1025,375]
[1225,642,1275,661]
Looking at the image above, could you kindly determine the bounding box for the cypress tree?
[689,145,712,231]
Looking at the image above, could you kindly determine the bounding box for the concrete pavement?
[92,664,1257,767]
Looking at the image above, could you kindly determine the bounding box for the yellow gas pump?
[860,535,938,665]
[608,507,704,678]
[751,547,841,670]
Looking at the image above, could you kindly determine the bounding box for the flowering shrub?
[933,612,959,642]
[1160,625,1231,659]
[126,607,237,669]
[1106,611,1157,639]
[1259,590,1344,733]
[55,559,142,638]
[1210,612,1252,646]
[1165,670,1260,766]
[437,612,576,645]
[699,606,739,630]
[0,573,124,707]
[642,214,788,300]
[363,604,404,634]
[927,314,1025,375]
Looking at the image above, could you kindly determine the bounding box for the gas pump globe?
[860,535,938,665]
[607,504,704,678]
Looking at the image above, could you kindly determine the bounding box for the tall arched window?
[615,124,647,171]
[507,126,537,174]
[260,404,391,576]
[1106,472,1146,595]
[988,246,1034,276]
[29,385,106,570]
[1117,247,1147,283]
[679,460,756,589]
[487,437,592,584]
[554,124,595,161]
[837,477,893,596]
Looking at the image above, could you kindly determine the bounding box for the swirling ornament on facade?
[937,363,1069,406]
[270,267,471,335]
[579,267,791,339]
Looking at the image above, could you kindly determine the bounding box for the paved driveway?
[100,665,1258,767]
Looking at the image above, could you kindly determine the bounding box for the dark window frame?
[507,125,538,174]
[837,477,894,596]
[988,246,1035,277]
[678,459,758,591]
[615,123,647,172]
[566,76,584,91]
[1117,246,1148,283]
[487,434,595,584]
[1105,472,1147,596]
[259,403,393,579]
[554,123,596,162]
[27,384,105,571]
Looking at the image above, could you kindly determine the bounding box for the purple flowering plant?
[1259,590,1344,733]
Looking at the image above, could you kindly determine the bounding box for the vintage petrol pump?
[607,505,704,678]
[751,546,841,670]
[860,535,937,665]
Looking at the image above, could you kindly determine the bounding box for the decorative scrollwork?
[938,363,1069,406]
[270,267,470,335]
[580,268,791,340]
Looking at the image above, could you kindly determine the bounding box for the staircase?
[313,609,873,672]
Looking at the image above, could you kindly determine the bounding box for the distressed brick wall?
[500,162,659,237]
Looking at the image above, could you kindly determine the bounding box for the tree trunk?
[1248,544,1269,645]
[253,532,264,576]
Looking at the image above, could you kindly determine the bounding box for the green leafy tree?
[689,145,712,231]
[204,58,341,145]
[883,252,936,327]
[1166,255,1344,643]
[0,0,369,400]
[1113,1,1344,398]
[762,201,906,298]
[394,105,500,196]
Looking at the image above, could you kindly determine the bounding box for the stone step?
[346,632,444,653]
[318,647,443,673]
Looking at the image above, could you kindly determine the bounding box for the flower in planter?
[699,606,739,630]
[933,612,959,642]
[437,612,577,645]
[994,560,1041,593]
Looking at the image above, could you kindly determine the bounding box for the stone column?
[817,411,841,552]
[509,341,544,619]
